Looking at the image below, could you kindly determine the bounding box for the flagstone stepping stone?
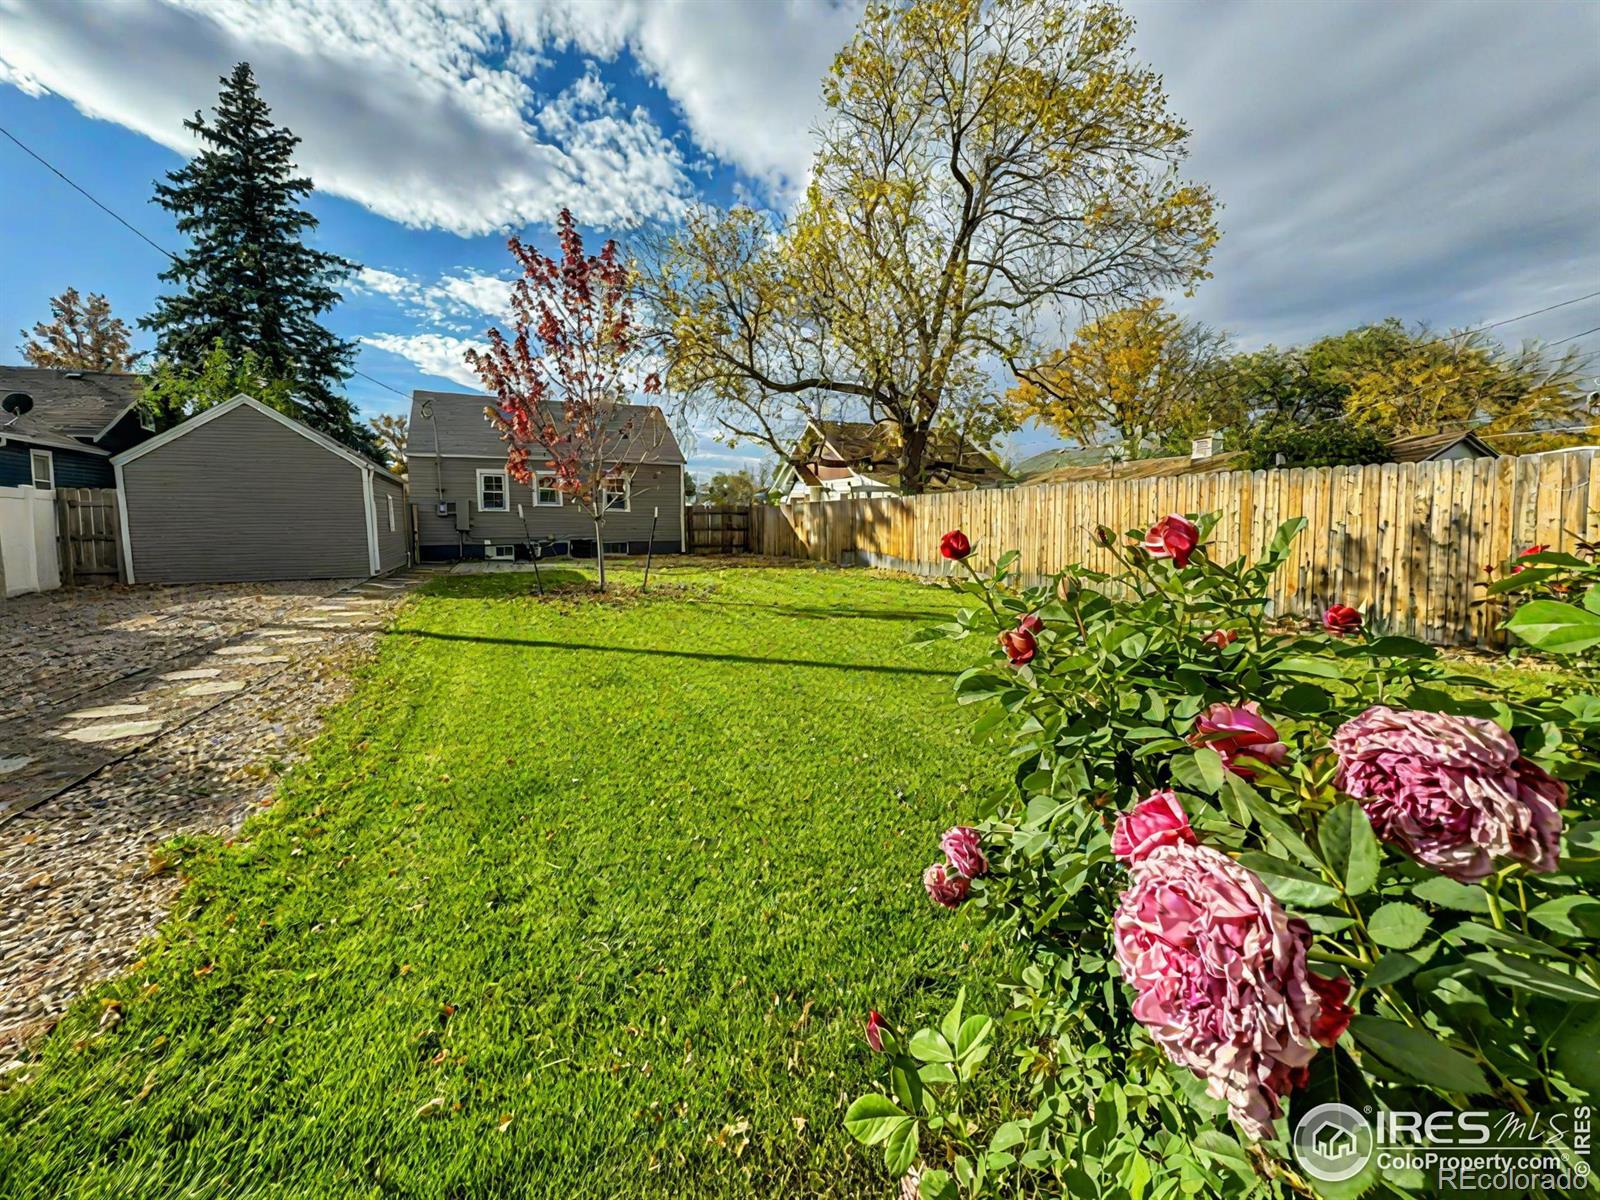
[0,754,33,775]
[264,634,322,643]
[213,644,271,656]
[182,680,245,697]
[65,704,150,720]
[226,655,289,665]
[61,720,164,744]
[161,668,221,681]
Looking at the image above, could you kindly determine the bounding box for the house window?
[386,494,396,532]
[535,473,562,506]
[477,470,508,512]
[29,449,54,490]
[603,477,630,512]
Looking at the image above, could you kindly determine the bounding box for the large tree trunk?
[898,423,929,495]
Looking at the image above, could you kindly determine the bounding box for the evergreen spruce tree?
[143,63,372,451]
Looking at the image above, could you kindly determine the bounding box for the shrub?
[848,515,1600,1199]
[1241,418,1389,470]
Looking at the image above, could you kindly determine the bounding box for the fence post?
[56,490,75,586]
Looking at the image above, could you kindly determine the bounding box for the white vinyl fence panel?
[0,485,60,597]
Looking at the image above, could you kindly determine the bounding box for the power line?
[2,119,412,401]
[1545,324,1600,349]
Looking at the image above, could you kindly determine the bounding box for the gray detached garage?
[112,394,408,584]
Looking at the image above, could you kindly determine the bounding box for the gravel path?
[0,572,431,1053]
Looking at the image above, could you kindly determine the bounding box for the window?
[603,477,630,513]
[534,473,563,506]
[29,449,54,490]
[386,494,396,532]
[477,470,508,512]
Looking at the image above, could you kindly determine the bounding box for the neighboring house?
[406,389,686,561]
[773,419,1009,502]
[0,365,153,490]
[112,394,407,584]
[1385,430,1499,462]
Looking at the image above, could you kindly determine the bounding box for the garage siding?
[374,474,409,572]
[122,404,372,583]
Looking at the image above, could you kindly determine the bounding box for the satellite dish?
[2,392,34,417]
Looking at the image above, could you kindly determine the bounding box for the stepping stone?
[227,655,288,665]
[161,668,221,681]
[65,704,150,720]
[264,634,322,643]
[0,755,34,775]
[214,644,271,656]
[183,680,245,697]
[61,720,164,744]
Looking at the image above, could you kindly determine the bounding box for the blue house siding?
[0,440,114,488]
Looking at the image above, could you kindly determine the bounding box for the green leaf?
[1274,656,1346,680]
[1171,749,1227,795]
[890,1056,924,1116]
[918,1169,959,1200]
[1463,951,1600,1001]
[1552,1008,1600,1095]
[1319,801,1380,895]
[1505,599,1600,653]
[1412,875,1491,913]
[954,1014,993,1063]
[940,989,965,1047]
[989,1122,1026,1154]
[1192,1129,1253,1181]
[1364,952,1422,988]
[1349,1016,1489,1094]
[1228,775,1320,867]
[1530,895,1600,938]
[1236,853,1341,907]
[884,1114,919,1176]
[908,1028,954,1064]
[1367,902,1431,949]
[844,1094,909,1145]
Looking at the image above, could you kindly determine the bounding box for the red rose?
[1306,972,1353,1046]
[1140,514,1199,568]
[939,530,971,560]
[1017,613,1044,635]
[865,1010,887,1053]
[1512,544,1547,574]
[1204,628,1238,650]
[1322,604,1363,637]
[998,627,1037,666]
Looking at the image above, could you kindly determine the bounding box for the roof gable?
[0,366,146,442]
[407,389,685,465]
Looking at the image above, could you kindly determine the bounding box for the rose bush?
[848,517,1600,1199]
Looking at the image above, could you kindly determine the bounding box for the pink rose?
[1332,705,1566,881]
[1141,514,1199,568]
[1114,842,1336,1140]
[1322,604,1362,637]
[939,530,971,560]
[865,1010,887,1053]
[1017,613,1044,635]
[923,863,970,909]
[1204,628,1238,650]
[998,627,1037,666]
[940,826,989,878]
[1111,790,1197,863]
[1190,702,1289,777]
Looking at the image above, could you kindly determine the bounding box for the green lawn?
[0,563,1011,1200]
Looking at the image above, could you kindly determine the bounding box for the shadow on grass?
[394,628,951,677]
[685,597,950,623]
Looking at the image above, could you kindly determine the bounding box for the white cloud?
[361,333,485,388]
[0,0,696,235]
[353,266,514,327]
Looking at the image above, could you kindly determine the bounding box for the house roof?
[1386,430,1500,462]
[0,412,113,456]
[113,394,403,483]
[407,389,686,465]
[795,419,1009,490]
[0,366,146,442]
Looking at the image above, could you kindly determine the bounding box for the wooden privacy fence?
[750,451,1599,647]
[686,505,752,553]
[55,487,123,583]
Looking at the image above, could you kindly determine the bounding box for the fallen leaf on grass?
[414,1097,447,1119]
[497,1113,514,1133]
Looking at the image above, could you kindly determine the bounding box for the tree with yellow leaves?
[646,0,1216,493]
[1009,298,1230,453]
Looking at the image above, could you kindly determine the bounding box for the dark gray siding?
[0,441,113,488]
[409,455,683,555]
[374,474,409,572]
[122,404,372,583]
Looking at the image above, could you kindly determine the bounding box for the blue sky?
[2,0,1597,480]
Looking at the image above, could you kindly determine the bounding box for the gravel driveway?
[0,572,429,1052]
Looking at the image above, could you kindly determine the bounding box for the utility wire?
[1545,324,1600,349]
[1,119,411,400]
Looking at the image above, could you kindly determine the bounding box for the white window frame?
[533,472,564,507]
[603,476,630,513]
[476,469,509,512]
[386,493,396,532]
[29,449,54,491]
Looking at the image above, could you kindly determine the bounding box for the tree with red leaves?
[467,210,661,591]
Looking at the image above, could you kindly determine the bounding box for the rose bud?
[1017,613,1044,635]
[939,530,971,560]
[998,627,1037,666]
[1322,604,1362,637]
[865,1009,887,1052]
[940,826,988,878]
[923,863,970,909]
[1203,628,1237,650]
[1056,574,1080,601]
[1512,544,1547,574]
[1140,514,1199,568]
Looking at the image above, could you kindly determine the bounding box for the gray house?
[407,389,686,561]
[112,394,407,584]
